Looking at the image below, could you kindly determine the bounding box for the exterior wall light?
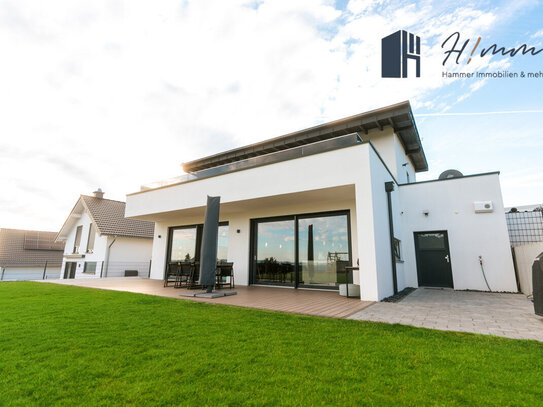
[423,210,429,216]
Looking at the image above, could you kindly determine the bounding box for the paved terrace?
[350,287,543,342]
[45,278,372,318]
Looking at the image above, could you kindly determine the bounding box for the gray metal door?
[414,231,453,288]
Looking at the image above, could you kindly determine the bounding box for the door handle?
[445,255,450,263]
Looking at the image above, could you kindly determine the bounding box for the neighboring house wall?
[105,236,153,277]
[400,174,517,292]
[60,211,108,279]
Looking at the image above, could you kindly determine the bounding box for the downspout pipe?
[104,235,117,278]
[385,181,398,295]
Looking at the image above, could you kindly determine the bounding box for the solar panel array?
[23,231,65,251]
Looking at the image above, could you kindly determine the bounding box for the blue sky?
[0,0,542,231]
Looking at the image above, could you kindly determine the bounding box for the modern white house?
[56,190,155,279]
[0,229,65,280]
[125,101,518,301]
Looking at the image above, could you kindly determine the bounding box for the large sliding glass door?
[251,211,351,289]
[254,218,295,285]
[298,214,350,288]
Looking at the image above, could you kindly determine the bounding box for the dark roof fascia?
[182,101,428,173]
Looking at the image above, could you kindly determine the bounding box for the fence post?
[100,261,104,278]
[148,260,152,278]
[42,261,48,280]
[1,267,4,281]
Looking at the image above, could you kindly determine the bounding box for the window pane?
[87,223,96,252]
[217,225,229,262]
[298,214,350,287]
[170,228,197,262]
[83,262,96,274]
[74,226,83,253]
[417,233,445,250]
[255,219,295,284]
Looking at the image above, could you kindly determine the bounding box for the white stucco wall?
[59,211,152,279]
[366,128,416,184]
[399,173,517,292]
[60,211,108,279]
[104,236,153,277]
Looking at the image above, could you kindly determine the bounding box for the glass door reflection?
[255,219,295,285]
[297,214,350,288]
[169,227,198,262]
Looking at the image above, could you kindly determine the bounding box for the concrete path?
[349,288,543,341]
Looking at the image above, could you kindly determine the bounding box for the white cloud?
[0,0,536,230]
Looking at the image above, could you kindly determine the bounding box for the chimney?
[93,188,104,199]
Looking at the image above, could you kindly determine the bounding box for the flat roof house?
[0,229,65,281]
[125,101,517,301]
[56,190,155,279]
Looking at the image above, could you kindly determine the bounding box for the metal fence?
[100,261,151,278]
[0,264,61,281]
[505,209,543,247]
[0,261,152,281]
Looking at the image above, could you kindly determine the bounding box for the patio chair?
[216,262,234,289]
[187,262,202,290]
[174,262,192,289]
[164,262,180,287]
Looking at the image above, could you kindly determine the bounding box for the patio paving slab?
[348,287,543,341]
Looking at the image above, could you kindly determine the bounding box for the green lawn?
[0,283,542,406]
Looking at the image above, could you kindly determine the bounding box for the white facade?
[58,200,153,279]
[126,113,517,301]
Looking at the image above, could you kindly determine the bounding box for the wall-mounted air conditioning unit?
[473,201,494,213]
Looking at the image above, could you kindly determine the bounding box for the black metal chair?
[174,262,192,288]
[187,262,201,289]
[164,262,180,287]
[216,262,234,289]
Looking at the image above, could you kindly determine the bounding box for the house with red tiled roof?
[55,189,155,279]
[0,229,65,280]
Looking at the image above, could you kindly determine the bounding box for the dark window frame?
[249,209,352,290]
[164,222,229,279]
[393,238,402,262]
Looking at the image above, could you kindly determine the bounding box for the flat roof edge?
[398,171,500,187]
[181,101,427,172]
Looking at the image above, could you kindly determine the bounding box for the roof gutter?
[385,181,398,295]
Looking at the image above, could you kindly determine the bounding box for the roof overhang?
[181,101,428,173]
